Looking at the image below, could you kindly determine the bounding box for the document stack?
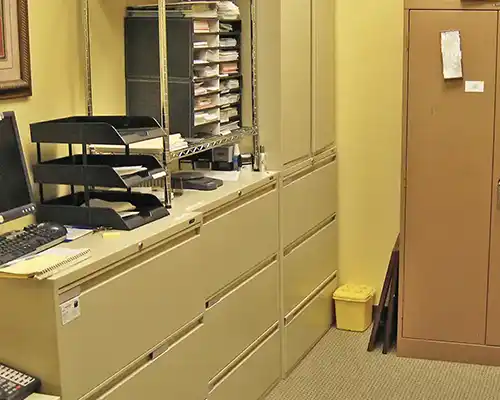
[218,1,240,20]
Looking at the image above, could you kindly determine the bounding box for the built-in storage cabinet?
[258,0,335,171]
[312,0,335,153]
[281,0,312,165]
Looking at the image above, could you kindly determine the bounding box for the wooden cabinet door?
[486,17,500,346]
[281,0,312,165]
[403,10,497,344]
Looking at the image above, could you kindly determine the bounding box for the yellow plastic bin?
[333,284,375,332]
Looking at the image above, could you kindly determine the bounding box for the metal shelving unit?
[80,0,260,206]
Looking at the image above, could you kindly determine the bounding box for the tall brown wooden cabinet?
[400,0,500,365]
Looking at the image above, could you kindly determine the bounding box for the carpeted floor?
[266,328,500,400]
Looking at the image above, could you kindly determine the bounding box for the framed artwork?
[0,0,31,99]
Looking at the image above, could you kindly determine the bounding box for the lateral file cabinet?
[188,176,281,397]
[285,276,337,372]
[401,0,500,365]
[0,169,336,399]
[100,321,206,400]
[257,0,335,170]
[281,152,338,373]
[0,214,207,399]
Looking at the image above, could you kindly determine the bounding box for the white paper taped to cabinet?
[441,30,463,80]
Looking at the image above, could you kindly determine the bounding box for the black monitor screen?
[0,113,33,216]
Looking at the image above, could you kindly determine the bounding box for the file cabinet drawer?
[282,159,337,247]
[202,187,279,298]
[205,260,279,379]
[284,218,338,316]
[101,324,207,400]
[285,276,337,373]
[208,330,280,400]
[58,229,205,400]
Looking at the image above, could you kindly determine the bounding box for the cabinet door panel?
[312,0,335,152]
[403,10,497,344]
[486,17,500,346]
[281,0,312,164]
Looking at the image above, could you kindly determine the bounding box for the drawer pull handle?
[138,242,144,251]
[238,190,242,197]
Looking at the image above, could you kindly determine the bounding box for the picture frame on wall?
[0,0,31,99]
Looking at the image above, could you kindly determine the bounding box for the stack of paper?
[195,95,217,110]
[221,62,238,75]
[170,133,188,151]
[220,37,237,47]
[221,106,238,123]
[221,92,240,106]
[194,65,218,79]
[220,23,233,33]
[218,1,240,20]
[195,111,219,126]
[193,40,209,48]
[194,80,219,96]
[113,166,147,176]
[194,20,210,33]
[186,4,217,18]
[220,120,240,135]
[219,50,239,62]
[221,79,240,91]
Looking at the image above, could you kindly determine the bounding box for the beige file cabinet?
[58,229,205,400]
[199,182,279,299]
[282,155,337,247]
[205,260,279,380]
[284,275,337,373]
[283,216,338,315]
[0,214,204,399]
[208,329,281,400]
[99,322,207,400]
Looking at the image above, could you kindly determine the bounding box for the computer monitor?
[0,112,35,224]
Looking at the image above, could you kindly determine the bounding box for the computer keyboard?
[0,222,67,267]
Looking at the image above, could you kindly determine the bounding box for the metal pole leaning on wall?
[250,0,261,170]
[158,0,173,207]
[82,0,93,117]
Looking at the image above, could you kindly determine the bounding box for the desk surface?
[45,169,276,288]
[27,394,60,400]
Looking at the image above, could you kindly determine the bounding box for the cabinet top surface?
[46,169,277,288]
[406,0,500,10]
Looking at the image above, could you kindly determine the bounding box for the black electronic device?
[0,222,68,267]
[0,363,41,400]
[0,112,36,225]
[172,171,223,191]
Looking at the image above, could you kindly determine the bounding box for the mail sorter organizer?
[400,0,500,366]
[0,172,283,400]
[30,116,169,231]
[280,151,338,373]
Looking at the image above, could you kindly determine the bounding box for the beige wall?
[335,0,404,302]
